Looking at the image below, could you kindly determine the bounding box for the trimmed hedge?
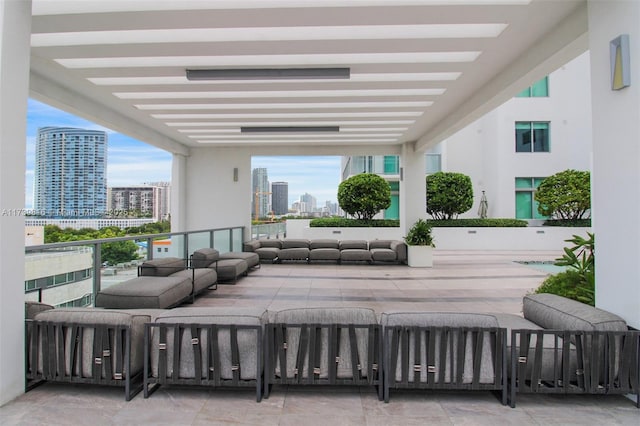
[543,219,591,227]
[309,218,399,227]
[429,218,528,227]
[309,218,528,228]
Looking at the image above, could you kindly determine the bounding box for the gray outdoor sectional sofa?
[25,294,640,407]
[243,238,407,264]
[94,249,260,310]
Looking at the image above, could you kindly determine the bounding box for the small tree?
[426,172,473,219]
[535,170,591,220]
[338,173,391,220]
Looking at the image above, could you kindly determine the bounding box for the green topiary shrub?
[534,169,591,220]
[338,173,391,220]
[426,172,473,220]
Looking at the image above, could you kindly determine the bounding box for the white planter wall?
[285,220,590,251]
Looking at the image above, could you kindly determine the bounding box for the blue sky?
[25,99,340,208]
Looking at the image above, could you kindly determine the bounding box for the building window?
[383,156,399,174]
[426,154,441,174]
[515,122,550,152]
[516,76,549,97]
[515,177,547,219]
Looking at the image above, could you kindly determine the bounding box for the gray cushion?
[281,239,310,249]
[523,294,628,331]
[310,239,339,250]
[278,247,310,261]
[339,240,368,250]
[171,268,217,294]
[258,239,282,249]
[191,248,219,268]
[380,312,499,384]
[390,241,408,262]
[340,249,371,262]
[370,248,397,262]
[139,257,186,277]
[308,248,341,261]
[243,240,261,251]
[272,307,378,379]
[33,308,161,378]
[219,252,259,269]
[368,240,393,249]
[255,247,280,261]
[95,276,192,309]
[216,258,248,282]
[151,307,267,380]
[25,301,54,319]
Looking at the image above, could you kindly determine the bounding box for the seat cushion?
[308,248,341,261]
[151,307,267,380]
[171,268,217,294]
[278,247,310,261]
[340,249,371,262]
[95,276,192,309]
[139,257,186,277]
[191,248,219,268]
[219,251,260,269]
[216,258,248,282]
[258,239,282,249]
[370,248,397,262]
[33,308,162,378]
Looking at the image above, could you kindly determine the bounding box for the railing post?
[210,230,214,250]
[93,242,102,304]
[146,237,153,260]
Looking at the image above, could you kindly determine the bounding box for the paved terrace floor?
[2,250,638,425]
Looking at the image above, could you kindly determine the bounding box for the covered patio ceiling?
[29,0,587,155]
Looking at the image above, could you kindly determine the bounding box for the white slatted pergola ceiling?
[29,0,587,153]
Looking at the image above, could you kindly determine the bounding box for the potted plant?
[404,219,435,267]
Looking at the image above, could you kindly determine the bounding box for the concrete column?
[399,142,427,236]
[0,0,31,406]
[171,153,188,232]
[589,0,640,327]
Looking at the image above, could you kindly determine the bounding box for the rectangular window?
[425,154,441,174]
[383,156,399,174]
[515,177,547,219]
[515,122,549,152]
[516,76,549,97]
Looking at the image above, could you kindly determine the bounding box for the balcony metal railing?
[25,226,245,307]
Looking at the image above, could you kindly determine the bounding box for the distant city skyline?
[25,99,341,209]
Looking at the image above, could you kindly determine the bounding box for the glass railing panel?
[188,231,211,254]
[232,227,243,252]
[150,234,185,259]
[213,229,232,253]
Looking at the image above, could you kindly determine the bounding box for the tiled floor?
[3,250,638,425]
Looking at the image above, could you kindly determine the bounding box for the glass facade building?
[34,127,107,218]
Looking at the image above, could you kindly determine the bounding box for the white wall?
[184,147,253,234]
[589,0,640,328]
[444,52,593,219]
[0,0,31,407]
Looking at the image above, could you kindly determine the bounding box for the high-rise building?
[34,127,107,218]
[252,168,269,219]
[107,182,171,221]
[271,182,289,215]
[298,193,317,213]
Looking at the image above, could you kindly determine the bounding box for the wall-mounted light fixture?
[610,34,630,90]
[186,68,350,81]
[233,167,238,182]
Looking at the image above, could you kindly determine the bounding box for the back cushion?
[281,239,310,249]
[339,240,368,250]
[258,239,282,249]
[310,239,340,250]
[139,257,185,277]
[523,293,627,331]
[191,248,219,268]
[368,240,393,250]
